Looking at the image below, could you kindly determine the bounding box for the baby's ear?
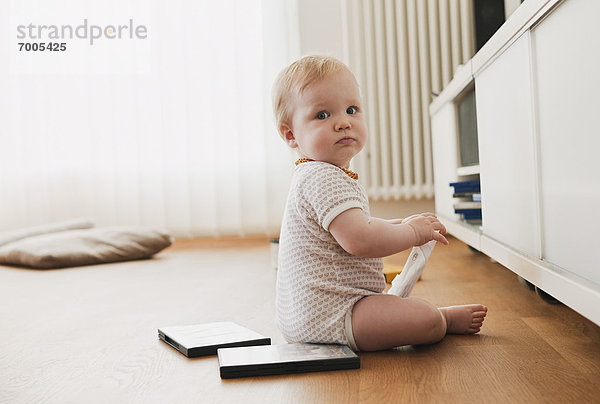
[280,125,298,148]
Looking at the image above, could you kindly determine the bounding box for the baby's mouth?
[336,137,355,145]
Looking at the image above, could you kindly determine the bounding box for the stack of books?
[449,180,481,223]
[158,322,360,379]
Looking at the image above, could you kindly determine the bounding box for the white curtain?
[0,0,298,237]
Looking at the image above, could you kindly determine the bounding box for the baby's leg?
[351,294,487,351]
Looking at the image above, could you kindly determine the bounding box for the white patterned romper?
[276,161,385,348]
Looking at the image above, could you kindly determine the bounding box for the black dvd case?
[158,321,271,357]
[218,343,359,379]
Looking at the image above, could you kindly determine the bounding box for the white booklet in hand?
[387,240,436,297]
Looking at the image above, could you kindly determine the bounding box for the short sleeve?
[296,163,365,231]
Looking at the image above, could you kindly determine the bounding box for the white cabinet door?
[532,0,600,285]
[475,33,540,258]
[431,103,459,221]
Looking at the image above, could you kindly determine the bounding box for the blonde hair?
[272,55,351,134]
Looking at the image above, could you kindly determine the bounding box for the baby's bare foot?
[439,304,488,334]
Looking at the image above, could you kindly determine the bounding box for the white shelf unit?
[430,0,600,326]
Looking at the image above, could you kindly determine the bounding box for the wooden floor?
[1,236,599,403]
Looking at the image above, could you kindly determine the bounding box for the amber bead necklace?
[295,158,359,180]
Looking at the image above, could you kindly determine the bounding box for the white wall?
[296,0,344,59]
[505,0,522,19]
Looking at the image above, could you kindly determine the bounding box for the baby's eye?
[346,106,358,115]
[316,111,330,120]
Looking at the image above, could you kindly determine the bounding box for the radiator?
[343,0,474,200]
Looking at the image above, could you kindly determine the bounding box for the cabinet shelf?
[457,165,480,176]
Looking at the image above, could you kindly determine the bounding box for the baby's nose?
[335,118,351,131]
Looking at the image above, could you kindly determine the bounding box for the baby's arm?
[385,214,425,225]
[329,209,448,258]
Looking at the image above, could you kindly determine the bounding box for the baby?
[273,55,487,351]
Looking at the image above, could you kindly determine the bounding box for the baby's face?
[284,69,367,169]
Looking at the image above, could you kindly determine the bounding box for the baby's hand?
[403,213,449,246]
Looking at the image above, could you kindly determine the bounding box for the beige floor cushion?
[0,226,173,269]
